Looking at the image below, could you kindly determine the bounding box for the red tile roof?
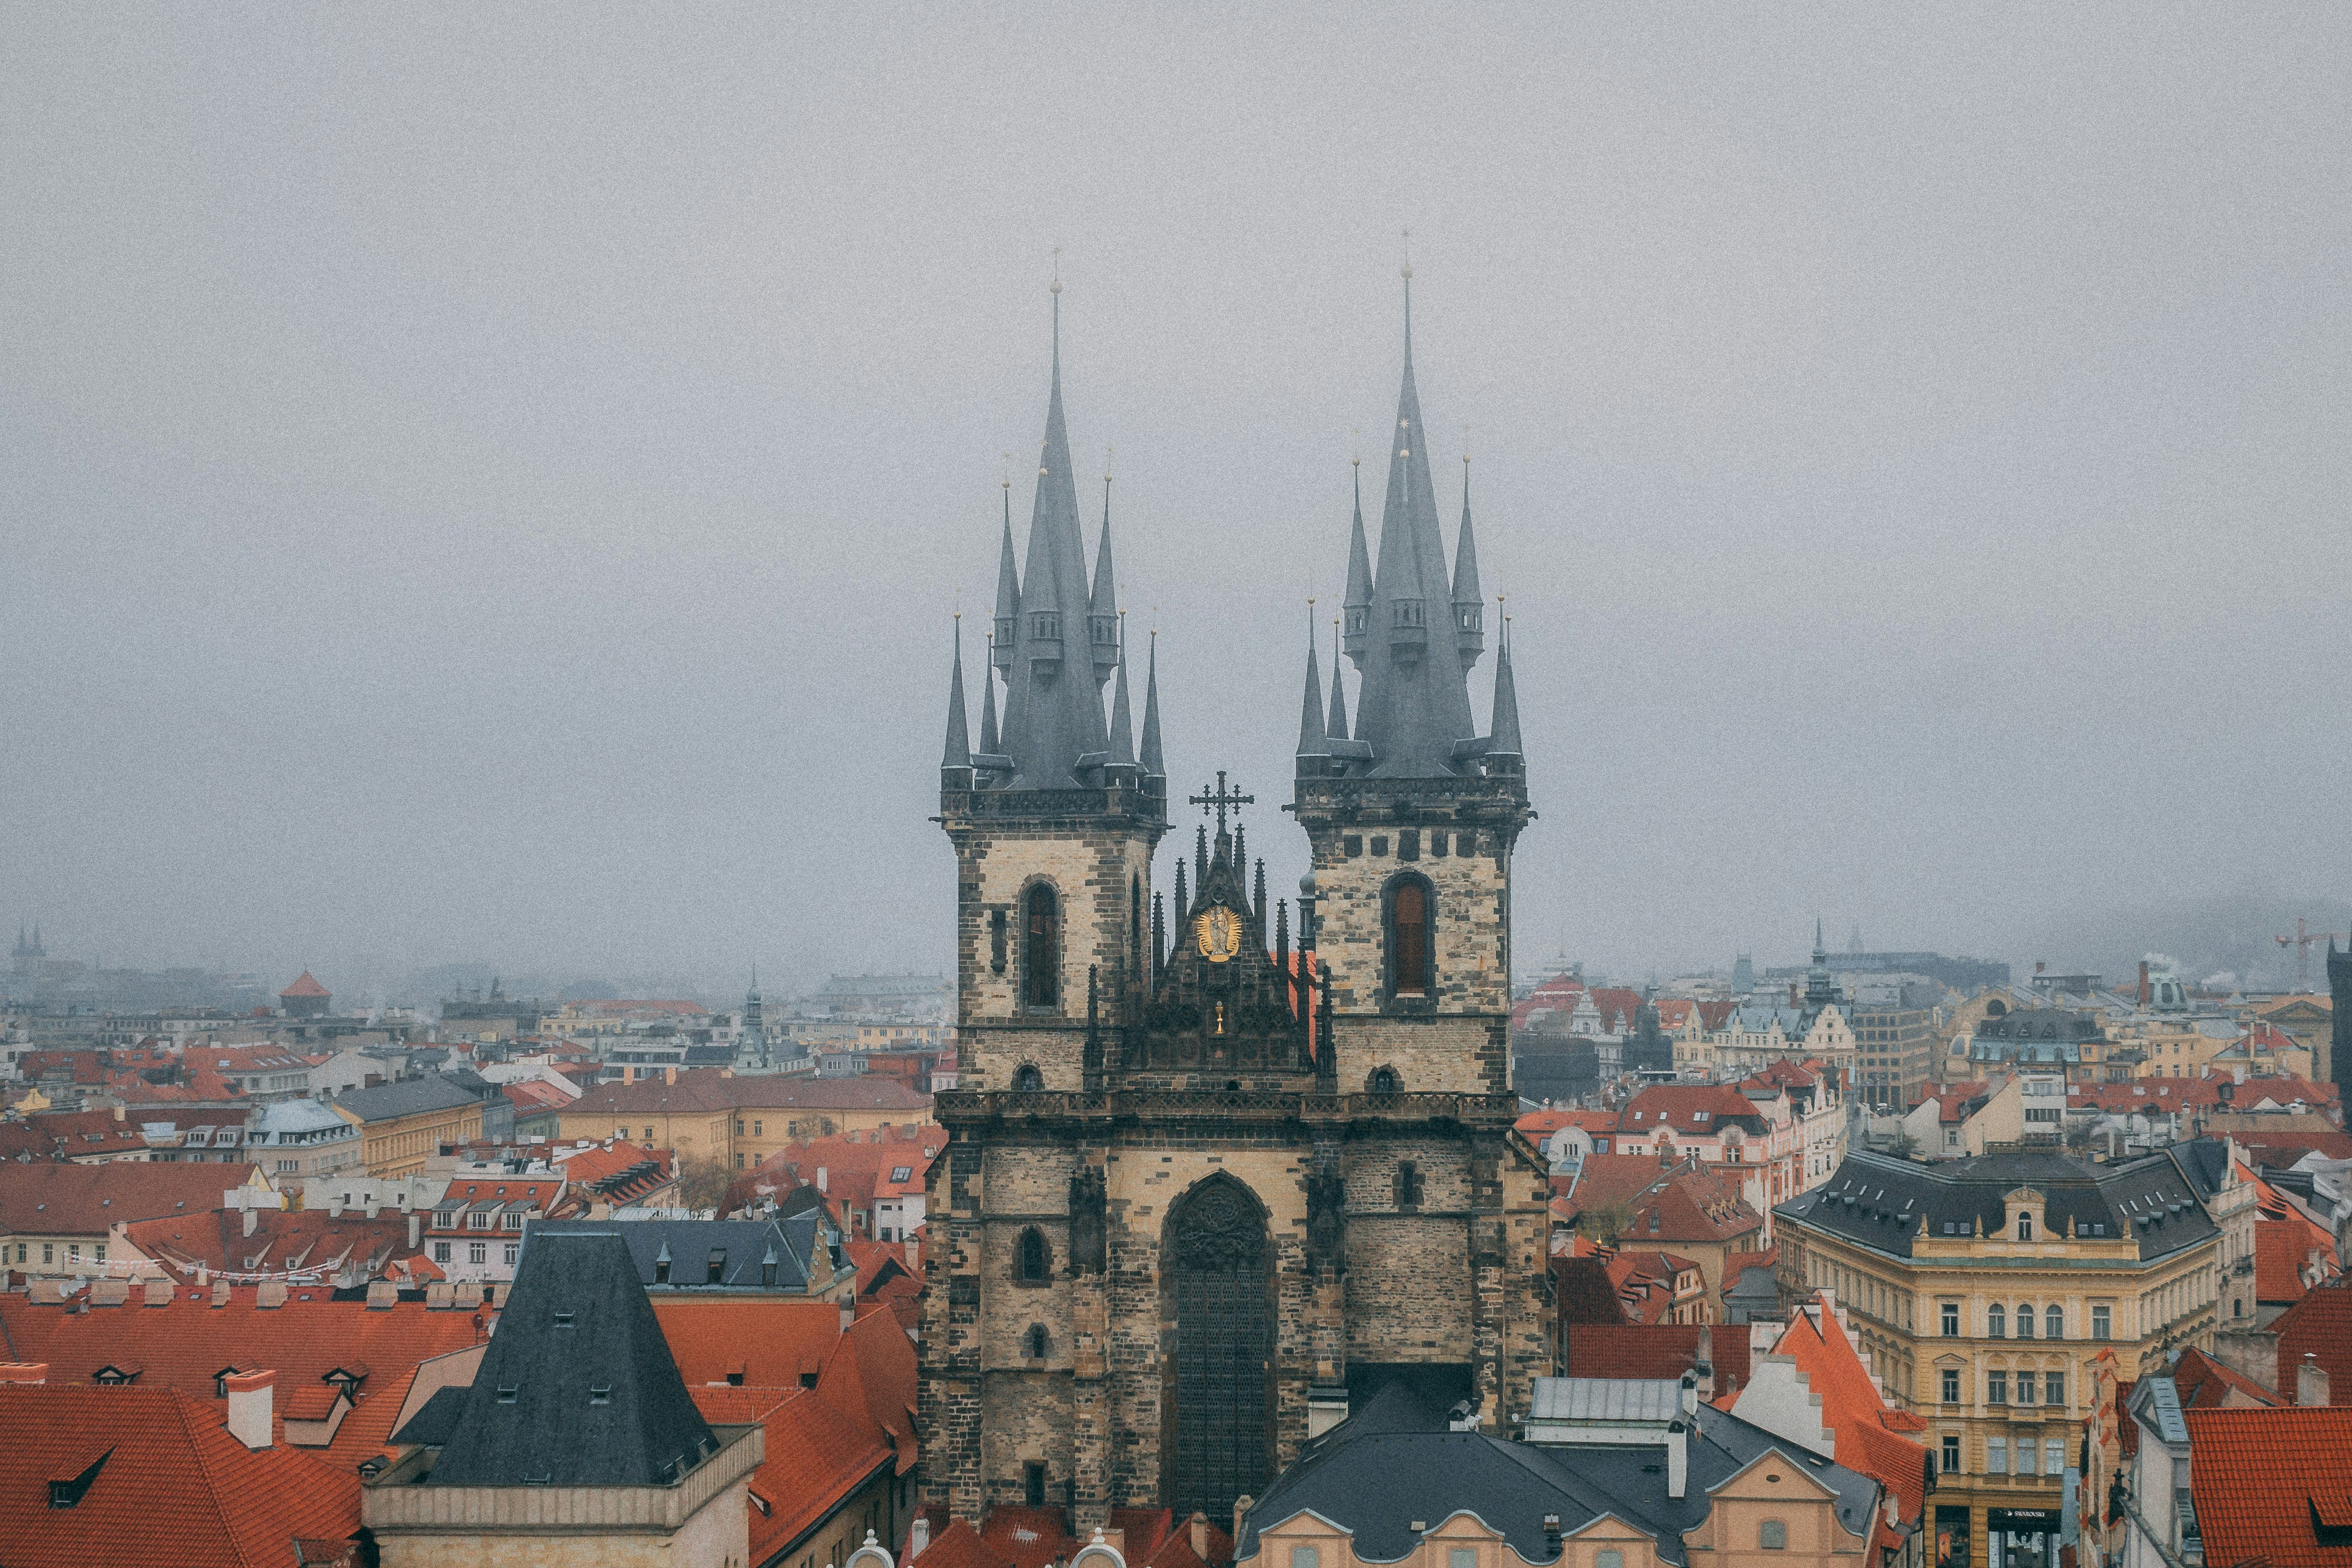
[122,1206,432,1285]
[2185,1406,2352,1568]
[2273,1278,2352,1404]
[2258,1221,2328,1306]
[0,1110,152,1162]
[0,1383,361,1567]
[1561,1321,1751,1393]
[0,1289,486,1425]
[2169,1346,2282,1409]
[0,1161,265,1237]
[694,1381,892,1566]
[280,972,331,999]
[1567,1155,1764,1245]
[1619,1084,1768,1136]
[1761,1299,1929,1526]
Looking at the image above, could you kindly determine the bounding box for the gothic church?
[918,274,1554,1537]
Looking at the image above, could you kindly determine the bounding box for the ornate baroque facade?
[918,276,1555,1533]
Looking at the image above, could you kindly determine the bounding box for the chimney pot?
[2299,1353,2333,1408]
[224,1369,275,1449]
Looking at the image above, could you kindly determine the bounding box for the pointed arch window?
[1022,883,1061,1010]
[1026,1324,1049,1360]
[1384,873,1436,1003]
[1012,1063,1044,1093]
[1016,1226,1051,1283]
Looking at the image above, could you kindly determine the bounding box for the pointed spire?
[1451,446,1485,668]
[1088,458,1120,682]
[941,616,972,771]
[1107,615,1136,766]
[1327,617,1351,741]
[1346,261,1479,776]
[1341,458,1374,666]
[992,481,1019,674]
[999,268,1109,786]
[1295,605,1329,758]
[1488,612,1522,759]
[1139,629,1165,778]
[978,636,1002,757]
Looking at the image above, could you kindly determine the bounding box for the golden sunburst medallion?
[1195,906,1242,962]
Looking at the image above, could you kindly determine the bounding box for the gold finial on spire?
[1401,226,1413,281]
[1050,246,1062,296]
[1351,426,1361,467]
[1002,453,1011,491]
[1464,423,1471,465]
[1105,444,1113,481]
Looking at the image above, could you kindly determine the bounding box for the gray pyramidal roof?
[422,1224,722,1488]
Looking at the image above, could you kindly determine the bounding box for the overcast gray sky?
[6,5,2348,1002]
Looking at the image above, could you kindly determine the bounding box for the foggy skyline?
[7,7,2349,1000]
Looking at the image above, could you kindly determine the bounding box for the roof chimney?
[408,1211,422,1249]
[224,1369,275,1449]
[666,1064,677,1086]
[1190,1513,1210,1560]
[2138,961,2151,1007]
[910,1517,932,1560]
[816,1166,829,1193]
[841,1293,858,1333]
[2300,1353,2333,1408]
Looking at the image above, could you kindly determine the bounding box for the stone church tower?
[920,276,1553,1537]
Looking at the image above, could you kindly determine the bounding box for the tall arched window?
[1012,1063,1044,1093]
[1385,874,1434,1000]
[1023,884,1060,1009]
[1026,1324,1049,1359]
[2015,1303,2035,1340]
[1987,1304,2006,1338]
[2045,1304,2064,1340]
[1017,1226,1051,1283]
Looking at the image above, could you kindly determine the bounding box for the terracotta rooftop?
[0,1383,361,1567]
[2273,1278,2352,1405]
[0,1161,265,1238]
[280,972,331,999]
[2185,1405,2352,1568]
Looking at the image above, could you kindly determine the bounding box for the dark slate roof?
[331,1075,483,1123]
[596,1213,837,1292]
[1239,1384,1881,1568]
[423,1226,721,1488]
[1774,1150,2219,1261]
[2166,1137,2233,1201]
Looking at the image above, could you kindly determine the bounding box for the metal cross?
[1188,770,1254,836]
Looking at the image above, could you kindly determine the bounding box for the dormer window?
[2016,1211,2035,1242]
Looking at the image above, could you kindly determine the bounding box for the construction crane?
[2274,917,2344,992]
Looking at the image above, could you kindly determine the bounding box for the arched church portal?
[1161,1172,1273,1523]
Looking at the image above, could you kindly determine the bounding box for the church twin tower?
[921,277,1552,1534]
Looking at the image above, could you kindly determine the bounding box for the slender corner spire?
[978,634,1001,756]
[1108,613,1136,765]
[991,481,1020,674]
[1814,918,1827,961]
[1341,458,1373,666]
[1327,617,1351,740]
[1451,448,1485,668]
[941,615,972,770]
[1295,603,1329,758]
[1088,455,1120,682]
[1488,612,1522,759]
[1138,628,1165,778]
